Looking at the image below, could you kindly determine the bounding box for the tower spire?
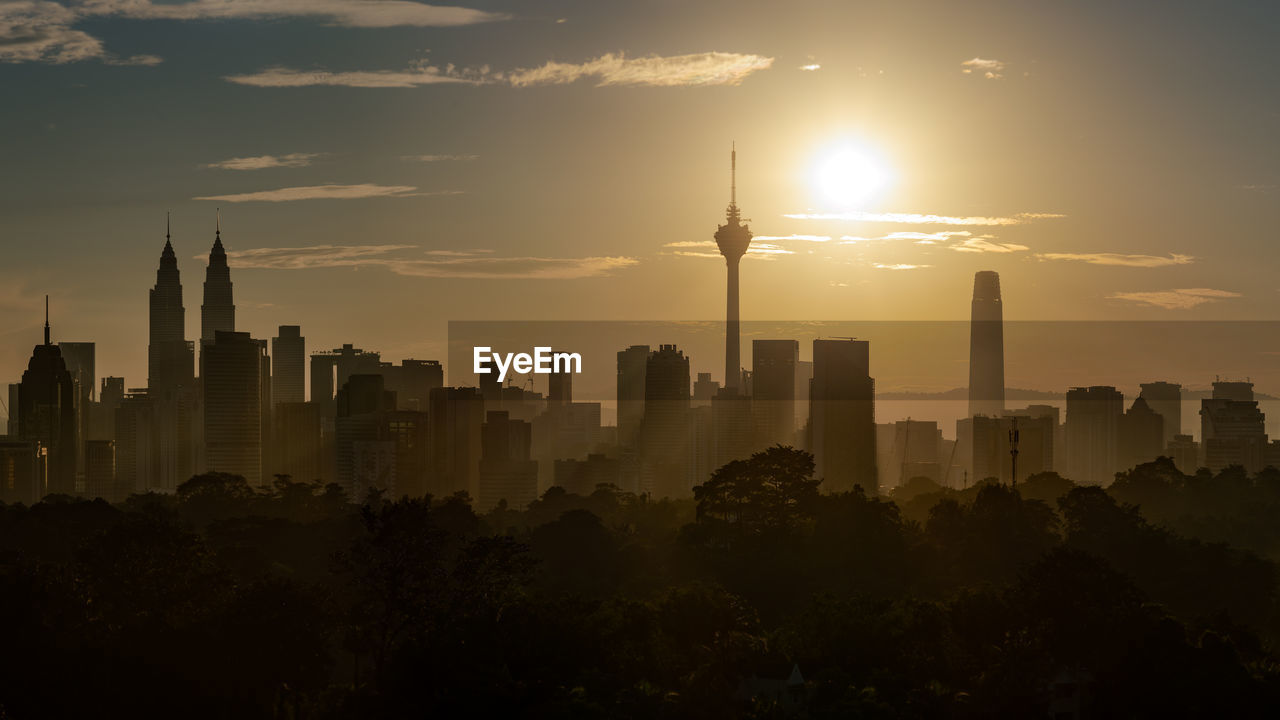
[731,141,737,208]
[44,294,49,345]
[216,207,221,240]
[166,210,171,242]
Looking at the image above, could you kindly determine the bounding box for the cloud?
[961,57,1005,79]
[403,154,479,162]
[0,1,505,65]
[210,244,636,279]
[225,64,478,88]
[204,153,321,170]
[799,63,821,71]
[1037,252,1195,267]
[951,238,1029,253]
[874,263,931,270]
[502,51,773,87]
[228,51,775,89]
[193,183,456,202]
[1108,288,1241,310]
[752,234,831,243]
[784,210,1064,226]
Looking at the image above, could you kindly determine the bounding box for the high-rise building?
[149,216,195,393]
[968,271,1005,419]
[335,374,397,499]
[200,213,235,343]
[84,439,116,502]
[1200,381,1267,473]
[114,390,156,496]
[753,339,798,448]
[17,299,77,497]
[202,331,263,486]
[1118,397,1165,471]
[640,344,691,498]
[1065,386,1124,485]
[1139,381,1182,448]
[310,344,382,410]
[381,359,443,412]
[616,345,650,449]
[272,401,322,484]
[547,351,573,405]
[889,419,942,487]
[5,383,19,436]
[1168,434,1200,474]
[478,410,538,512]
[713,146,752,392]
[809,338,877,494]
[272,325,306,405]
[692,372,719,408]
[383,410,429,497]
[428,387,485,499]
[58,340,95,477]
[0,441,39,505]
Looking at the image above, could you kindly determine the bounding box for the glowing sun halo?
[814,147,889,207]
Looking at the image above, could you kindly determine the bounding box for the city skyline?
[2,0,1278,389]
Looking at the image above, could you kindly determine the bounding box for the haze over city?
[2,0,1278,389]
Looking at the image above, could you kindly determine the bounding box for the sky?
[0,0,1277,393]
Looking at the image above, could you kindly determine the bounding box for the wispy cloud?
[227,52,775,89]
[0,1,504,65]
[799,63,821,71]
[784,210,1063,226]
[208,245,636,279]
[1038,252,1195,268]
[204,153,322,171]
[753,234,831,243]
[193,184,460,203]
[664,239,792,259]
[874,263,931,270]
[961,57,1005,79]
[1108,288,1241,310]
[403,154,479,162]
[952,238,1029,253]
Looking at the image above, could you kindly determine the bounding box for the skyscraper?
[753,339,799,447]
[809,338,877,494]
[150,215,195,391]
[202,330,263,486]
[714,146,752,392]
[201,212,235,343]
[968,271,1005,419]
[616,345,650,449]
[1139,381,1182,448]
[478,410,538,512]
[17,299,77,497]
[1065,386,1124,485]
[272,325,305,405]
[639,344,691,498]
[428,387,485,499]
[1118,396,1165,471]
[1201,381,1267,473]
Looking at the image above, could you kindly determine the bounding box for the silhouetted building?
[114,390,156,496]
[428,387,485,499]
[714,146,752,392]
[692,372,719,408]
[382,359,443,412]
[1168,434,1200,474]
[1118,397,1165,471]
[273,401,322,483]
[272,325,305,405]
[58,340,95,478]
[753,339,798,448]
[809,338,877,493]
[616,345,650,449]
[149,218,195,393]
[384,410,429,497]
[640,345,691,498]
[479,410,538,511]
[202,331,263,486]
[84,439,115,502]
[0,441,39,505]
[5,384,18,436]
[554,453,621,496]
[1201,380,1267,473]
[93,377,124,442]
[200,214,235,343]
[712,388,754,473]
[889,419,942,487]
[547,351,573,405]
[973,414,1052,484]
[17,301,77,497]
[335,374,396,499]
[968,271,1005,418]
[1139,381,1182,448]
[311,344,382,410]
[532,401,602,491]
[1065,386,1124,485]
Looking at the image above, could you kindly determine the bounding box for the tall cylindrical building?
[968,270,1005,418]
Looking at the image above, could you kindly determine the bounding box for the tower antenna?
[44,294,50,345]
[730,142,737,208]
[216,207,221,238]
[166,210,171,241]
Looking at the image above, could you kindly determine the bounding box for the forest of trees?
[3,448,1280,717]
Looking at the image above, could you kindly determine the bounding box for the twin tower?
[148,213,236,390]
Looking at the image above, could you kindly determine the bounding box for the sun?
[813,145,890,207]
